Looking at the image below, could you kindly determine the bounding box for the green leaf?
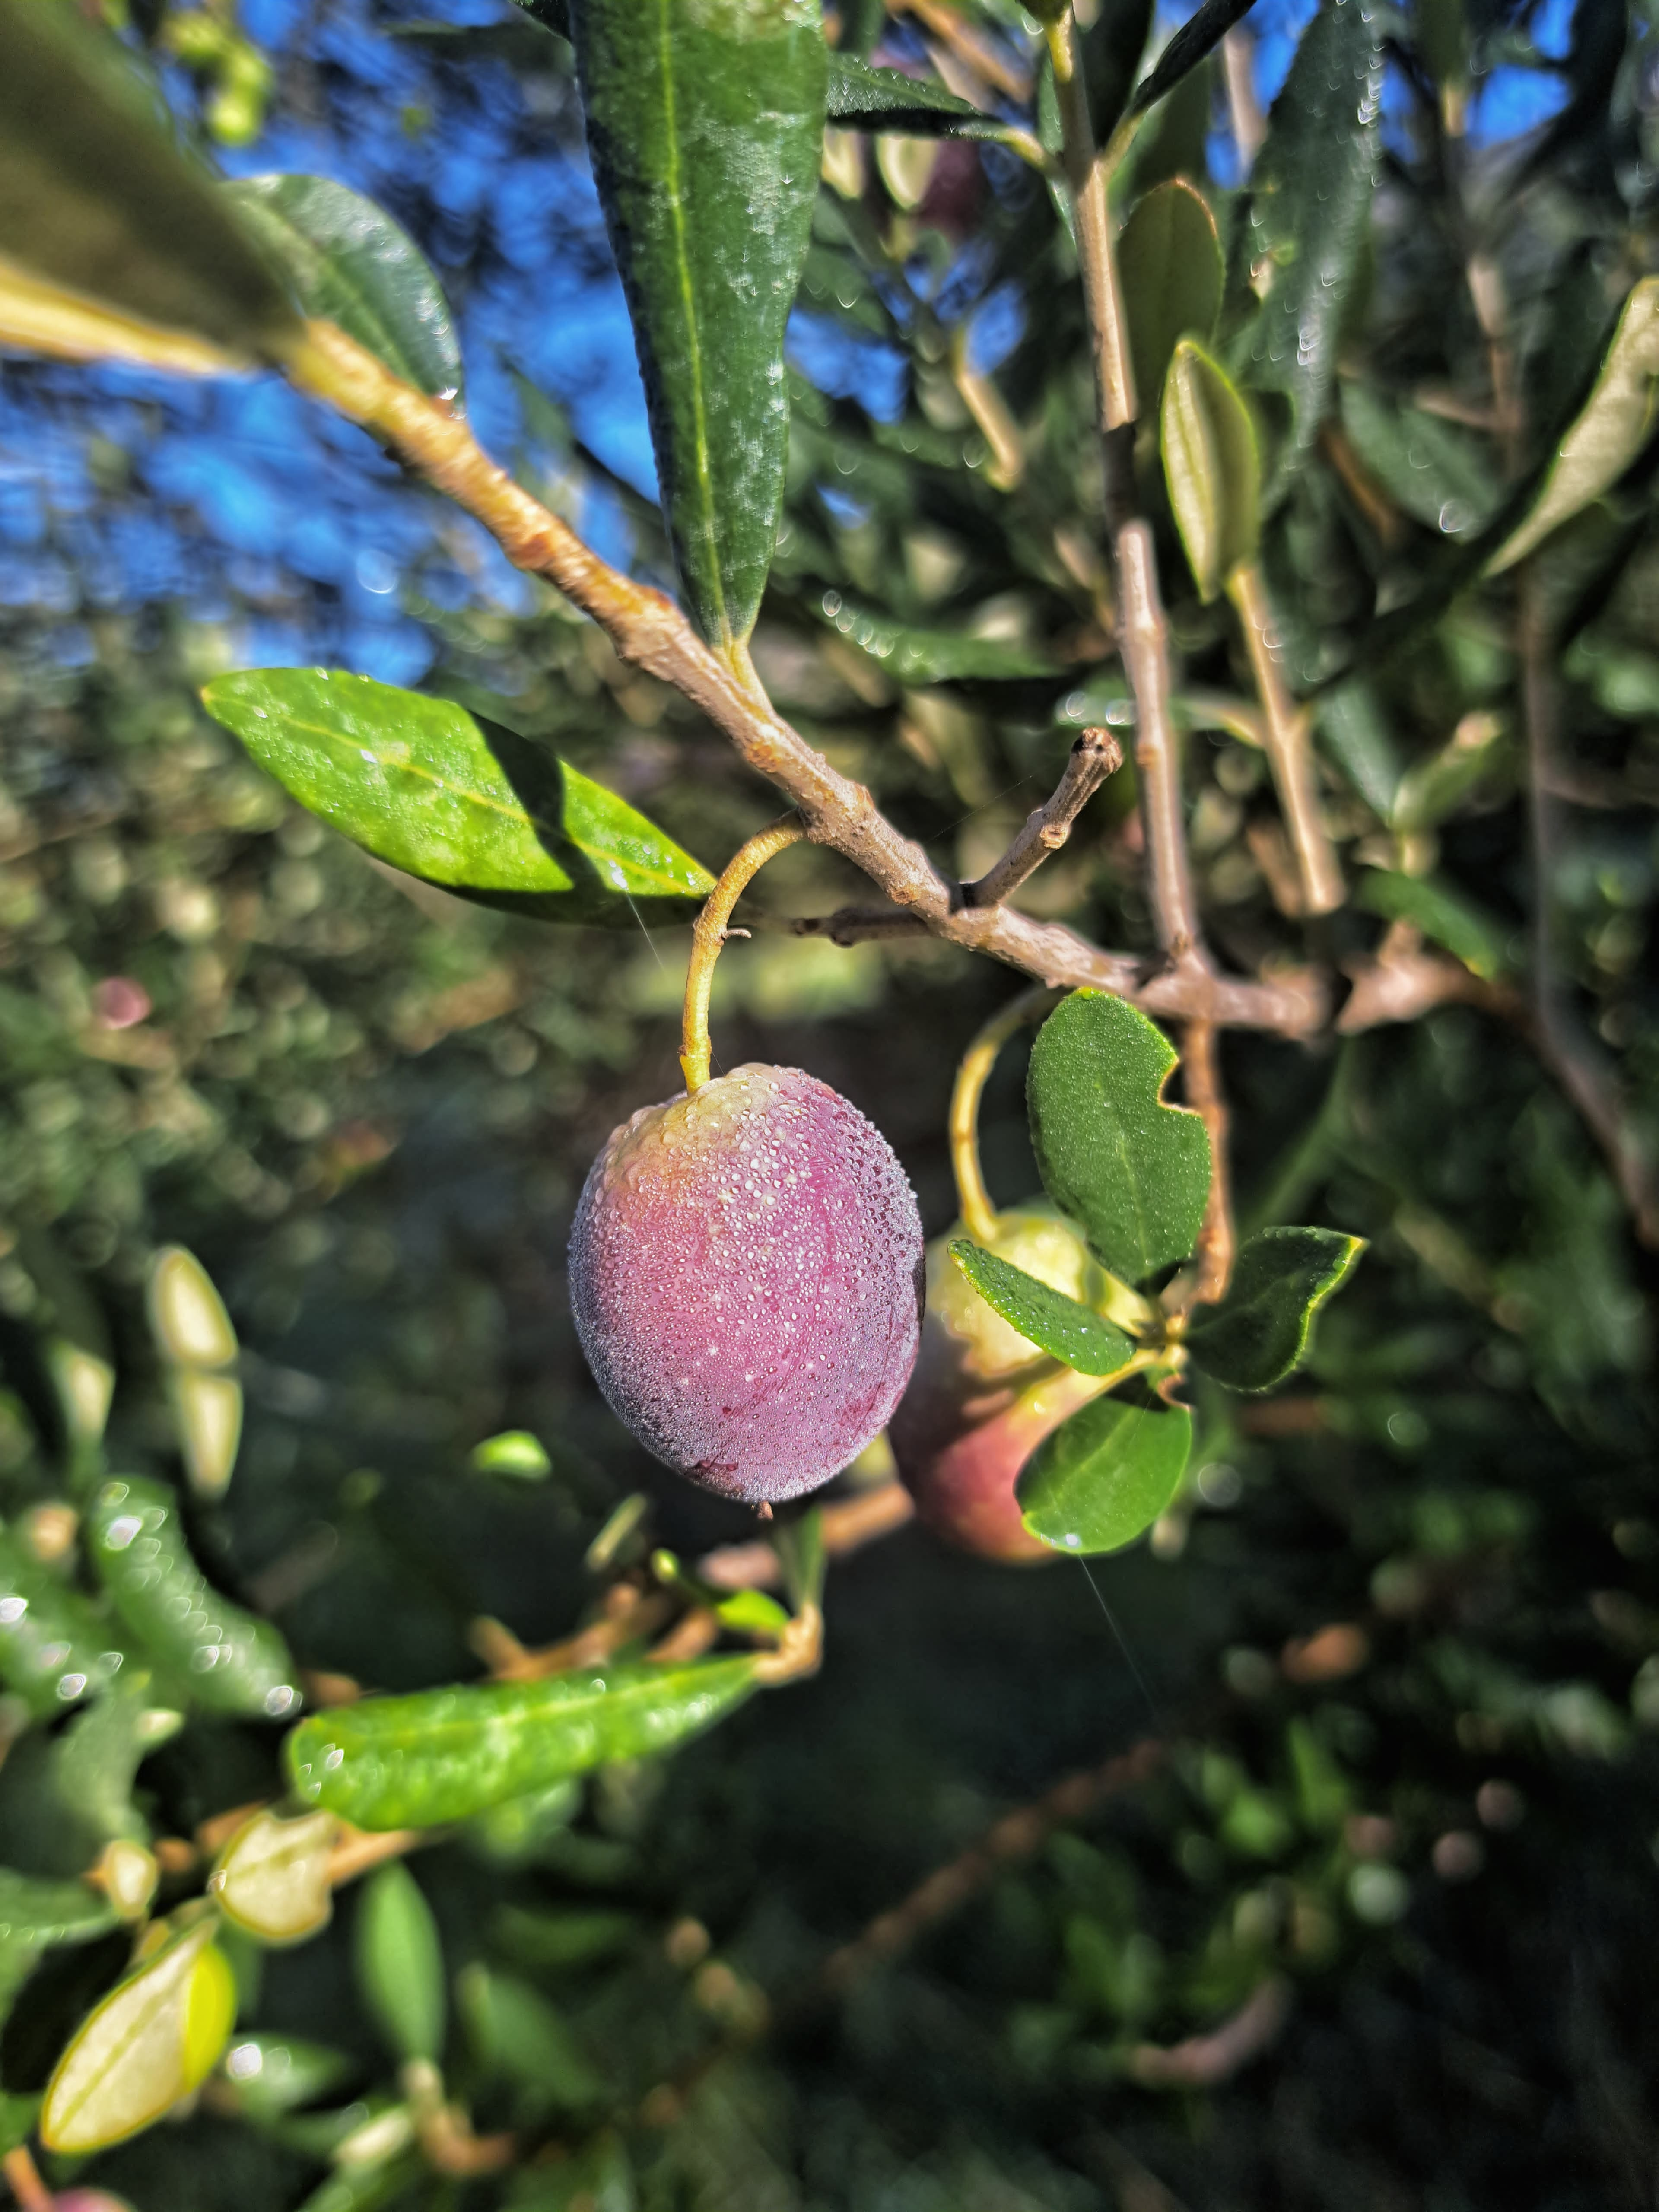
[1027,993,1211,1284]
[468,1431,553,1480]
[457,1965,605,2110]
[225,175,462,400]
[1315,679,1405,820]
[85,1476,301,1721]
[0,0,299,363]
[1120,182,1222,426]
[0,1522,128,1719]
[511,0,574,37]
[774,1507,824,1614]
[355,1864,445,2067]
[201,670,715,920]
[208,1808,339,1946]
[40,1916,236,2153]
[569,0,828,647]
[1488,279,1659,575]
[1125,0,1259,123]
[1355,871,1510,980]
[1187,1226,1365,1391]
[1338,382,1500,537]
[1239,0,1384,480]
[825,52,1007,140]
[1017,1394,1192,1554]
[0,1867,118,1949]
[815,598,1062,682]
[148,1245,237,1369]
[1161,339,1260,602]
[286,1655,763,1830]
[949,1244,1138,1376]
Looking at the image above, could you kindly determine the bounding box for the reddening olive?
[569,1063,924,1507]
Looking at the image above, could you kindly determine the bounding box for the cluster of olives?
[568,1055,1096,1560]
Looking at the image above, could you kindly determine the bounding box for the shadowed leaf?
[1188,1226,1365,1390]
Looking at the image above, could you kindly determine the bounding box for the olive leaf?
[815,599,1062,682]
[949,1245,1137,1376]
[1123,0,1261,124]
[1356,871,1510,979]
[1027,992,1212,1285]
[40,1917,237,2154]
[356,1863,445,2066]
[225,175,463,400]
[569,0,827,648]
[826,52,1007,140]
[286,1656,766,1829]
[0,0,298,368]
[209,1808,340,1945]
[1119,181,1222,420]
[1187,1227,1365,1391]
[1488,279,1659,574]
[1162,340,1260,603]
[202,669,714,922]
[1237,0,1384,480]
[1017,1394,1192,1555]
[0,1869,118,1950]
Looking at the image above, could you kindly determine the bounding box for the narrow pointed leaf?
[202,670,714,919]
[814,599,1062,681]
[1356,871,1509,979]
[355,1864,444,2066]
[0,1525,128,1719]
[0,1869,117,1949]
[225,176,462,400]
[1017,1394,1192,1554]
[1187,1226,1365,1390]
[1125,0,1260,121]
[286,1655,764,1830]
[1238,0,1383,479]
[826,53,1008,139]
[949,1245,1137,1376]
[40,1918,235,2154]
[209,1809,339,1945]
[86,1476,301,1721]
[1487,279,1659,574]
[0,0,298,363]
[569,0,828,645]
[1339,383,1499,537]
[1027,992,1212,1285]
[1162,339,1260,602]
[149,1245,237,1369]
[1120,181,1222,420]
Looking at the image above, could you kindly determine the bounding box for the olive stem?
[680,820,805,1093]
[948,985,1062,1244]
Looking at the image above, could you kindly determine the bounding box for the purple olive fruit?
[890,1204,1112,1564]
[569,1063,924,1507]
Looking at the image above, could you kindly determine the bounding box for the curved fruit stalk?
[568,824,924,1507]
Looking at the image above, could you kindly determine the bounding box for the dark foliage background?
[3,0,1659,2205]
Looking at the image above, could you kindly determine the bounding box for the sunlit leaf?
[1017,1394,1192,1554]
[226,175,462,400]
[0,0,298,365]
[1161,340,1260,602]
[148,1246,238,1369]
[286,1656,764,1829]
[1488,279,1659,574]
[949,1245,1138,1376]
[826,52,1006,140]
[202,670,714,921]
[0,1525,127,1720]
[570,0,828,647]
[354,1864,444,2066]
[1187,1227,1365,1390]
[468,1431,552,1480]
[1119,181,1222,422]
[170,1370,243,1502]
[1027,992,1212,1285]
[40,1917,236,2153]
[209,1808,339,1946]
